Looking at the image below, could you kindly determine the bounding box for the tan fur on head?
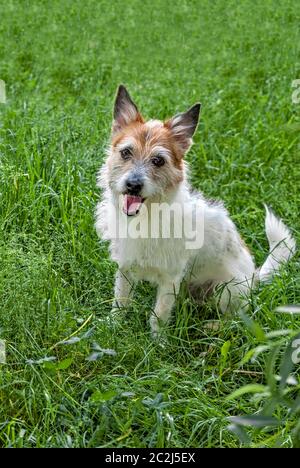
[106,85,201,199]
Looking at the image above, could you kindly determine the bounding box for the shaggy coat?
[96,85,296,337]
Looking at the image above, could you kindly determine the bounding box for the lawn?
[0,0,299,448]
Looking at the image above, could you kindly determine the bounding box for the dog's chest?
[113,236,188,281]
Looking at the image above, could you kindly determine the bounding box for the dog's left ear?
[112,85,143,134]
[165,103,201,152]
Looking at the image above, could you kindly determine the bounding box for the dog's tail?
[258,205,296,282]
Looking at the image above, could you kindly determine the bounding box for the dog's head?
[105,85,201,216]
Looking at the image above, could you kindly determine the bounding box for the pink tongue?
[123,195,143,216]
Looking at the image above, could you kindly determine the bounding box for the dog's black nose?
[125,177,144,195]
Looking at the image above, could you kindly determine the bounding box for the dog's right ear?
[112,85,143,134]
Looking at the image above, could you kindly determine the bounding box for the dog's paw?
[149,316,169,346]
[112,298,131,310]
[109,305,126,322]
[149,315,159,337]
[203,320,221,331]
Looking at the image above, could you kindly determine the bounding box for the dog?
[95,85,296,338]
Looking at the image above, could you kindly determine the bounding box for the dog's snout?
[125,176,144,195]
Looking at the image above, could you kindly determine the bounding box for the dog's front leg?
[150,278,181,338]
[113,268,134,309]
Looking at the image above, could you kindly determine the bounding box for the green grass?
[0,0,299,448]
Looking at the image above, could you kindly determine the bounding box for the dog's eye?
[151,155,165,167]
[120,148,132,160]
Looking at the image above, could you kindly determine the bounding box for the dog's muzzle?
[123,175,145,216]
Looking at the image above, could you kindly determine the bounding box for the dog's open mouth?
[123,194,145,216]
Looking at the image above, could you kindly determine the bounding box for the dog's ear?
[112,85,143,133]
[165,103,201,152]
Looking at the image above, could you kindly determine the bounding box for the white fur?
[145,120,163,129]
[258,205,296,281]
[95,164,296,338]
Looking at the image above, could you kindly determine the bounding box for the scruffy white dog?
[96,85,295,337]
